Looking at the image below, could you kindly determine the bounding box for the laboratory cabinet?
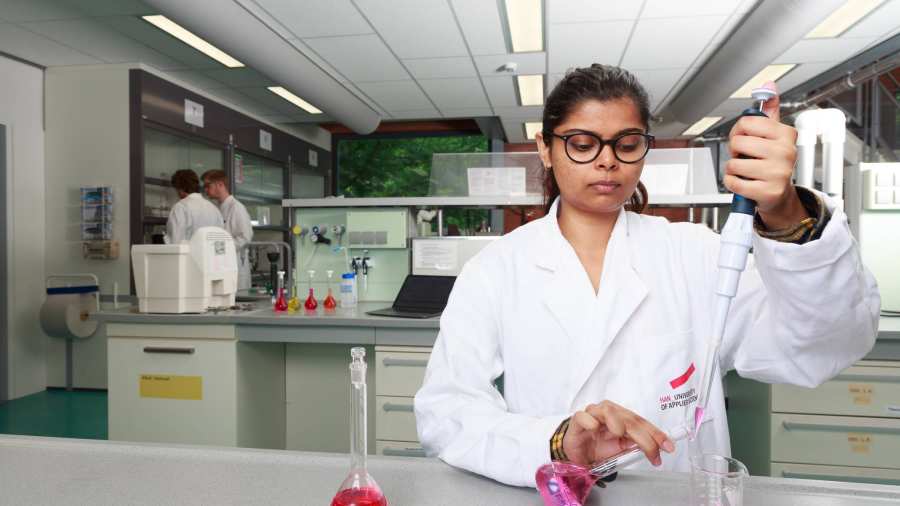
[728,358,900,485]
[374,346,432,455]
[107,323,284,449]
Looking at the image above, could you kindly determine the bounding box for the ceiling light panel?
[730,64,796,98]
[517,74,544,106]
[805,0,885,39]
[267,86,322,114]
[682,116,723,136]
[525,121,543,139]
[505,0,543,52]
[142,15,244,68]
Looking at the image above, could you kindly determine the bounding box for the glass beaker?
[690,454,747,506]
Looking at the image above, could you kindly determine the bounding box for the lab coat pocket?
[638,328,699,423]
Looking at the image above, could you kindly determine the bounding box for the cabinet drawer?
[773,364,900,418]
[375,396,418,442]
[376,440,427,458]
[771,413,900,469]
[375,351,430,397]
[108,338,237,445]
[770,462,900,486]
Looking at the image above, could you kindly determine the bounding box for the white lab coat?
[414,192,880,487]
[166,193,225,244]
[219,195,253,290]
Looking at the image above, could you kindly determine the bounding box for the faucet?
[360,250,372,293]
[249,241,293,297]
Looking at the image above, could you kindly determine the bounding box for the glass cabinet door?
[234,150,286,227]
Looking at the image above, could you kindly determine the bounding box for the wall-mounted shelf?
[283,193,734,209]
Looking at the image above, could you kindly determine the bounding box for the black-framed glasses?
[549,131,655,164]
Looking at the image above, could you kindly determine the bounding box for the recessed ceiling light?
[267,86,322,114]
[517,75,544,106]
[142,15,243,68]
[524,121,542,139]
[730,64,796,99]
[505,0,543,52]
[805,0,885,39]
[682,116,723,137]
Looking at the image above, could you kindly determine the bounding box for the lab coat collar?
[535,197,648,401]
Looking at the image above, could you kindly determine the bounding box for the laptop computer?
[366,275,456,319]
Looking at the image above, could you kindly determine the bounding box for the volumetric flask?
[690,454,747,506]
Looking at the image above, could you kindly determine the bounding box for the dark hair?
[541,64,651,214]
[201,169,229,191]
[171,169,200,194]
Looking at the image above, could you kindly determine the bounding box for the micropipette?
[691,86,777,438]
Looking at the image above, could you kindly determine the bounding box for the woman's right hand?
[562,400,675,467]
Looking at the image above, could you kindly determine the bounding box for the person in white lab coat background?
[165,169,225,244]
[202,169,254,290]
[414,64,880,488]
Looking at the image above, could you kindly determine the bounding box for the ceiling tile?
[440,107,493,118]
[102,16,232,69]
[840,0,900,39]
[769,62,834,94]
[621,16,727,69]
[482,76,518,108]
[493,106,544,119]
[389,108,441,119]
[0,0,82,22]
[474,52,546,75]
[59,0,153,16]
[549,21,632,73]
[304,34,409,82]
[631,68,687,110]
[418,77,489,109]
[548,0,642,23]
[355,80,433,111]
[641,0,743,18]
[21,18,187,69]
[403,57,477,79]
[254,0,371,38]
[354,0,468,59]
[450,0,507,55]
[203,68,274,88]
[0,22,101,65]
[548,73,565,90]
[286,38,350,83]
[774,37,876,64]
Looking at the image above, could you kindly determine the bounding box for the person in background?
[202,169,254,291]
[414,64,880,487]
[166,169,225,244]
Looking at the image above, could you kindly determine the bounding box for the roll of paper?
[40,293,98,339]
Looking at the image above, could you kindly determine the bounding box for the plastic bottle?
[340,273,358,308]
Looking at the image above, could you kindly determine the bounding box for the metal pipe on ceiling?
[662,0,844,126]
[781,53,900,110]
[143,0,381,134]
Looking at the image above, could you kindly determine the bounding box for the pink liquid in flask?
[535,462,598,506]
[331,487,387,506]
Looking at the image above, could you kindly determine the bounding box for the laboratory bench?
[94,306,900,485]
[94,302,438,456]
[1,435,899,505]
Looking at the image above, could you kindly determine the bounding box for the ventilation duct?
[663,0,844,126]
[143,0,381,134]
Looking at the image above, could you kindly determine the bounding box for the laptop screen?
[393,275,456,311]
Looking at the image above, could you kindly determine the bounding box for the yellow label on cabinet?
[139,374,202,400]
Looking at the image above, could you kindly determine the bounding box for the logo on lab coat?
[659,363,697,411]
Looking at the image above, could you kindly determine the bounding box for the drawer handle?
[143,346,195,355]
[782,471,900,486]
[782,421,900,435]
[383,402,414,413]
[382,358,428,367]
[835,373,900,383]
[382,447,426,458]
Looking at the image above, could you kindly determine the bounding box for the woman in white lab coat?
[414,65,880,487]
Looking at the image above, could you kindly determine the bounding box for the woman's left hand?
[725,81,808,230]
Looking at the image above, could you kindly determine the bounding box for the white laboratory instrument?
[858,162,900,313]
[132,226,238,313]
[794,108,846,203]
